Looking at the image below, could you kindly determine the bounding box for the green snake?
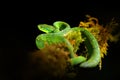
[35,21,100,68]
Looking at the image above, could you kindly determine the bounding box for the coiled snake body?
[36,21,100,68]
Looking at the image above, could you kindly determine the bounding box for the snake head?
[37,24,55,33]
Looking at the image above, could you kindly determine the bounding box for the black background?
[0,1,120,80]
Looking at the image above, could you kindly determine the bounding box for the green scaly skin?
[36,21,75,58]
[35,21,100,68]
[79,28,100,68]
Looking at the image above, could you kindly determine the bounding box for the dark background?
[0,1,120,80]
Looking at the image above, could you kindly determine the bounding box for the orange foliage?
[79,15,120,69]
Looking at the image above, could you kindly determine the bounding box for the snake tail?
[70,56,87,66]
